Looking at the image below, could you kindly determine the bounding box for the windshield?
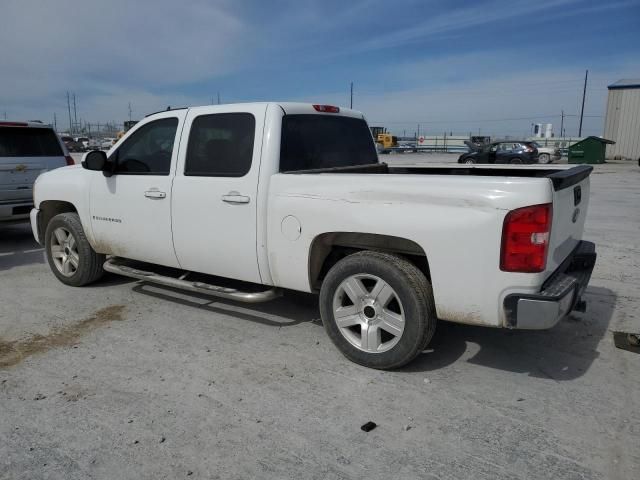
[280,115,377,172]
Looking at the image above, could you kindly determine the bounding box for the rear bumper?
[503,241,596,329]
[0,200,33,222]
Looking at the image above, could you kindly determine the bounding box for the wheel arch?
[308,232,431,291]
[38,200,78,245]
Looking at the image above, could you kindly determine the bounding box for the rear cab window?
[0,127,63,157]
[280,115,377,172]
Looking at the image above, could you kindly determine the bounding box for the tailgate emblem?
[572,208,580,223]
[573,186,582,206]
[14,164,27,172]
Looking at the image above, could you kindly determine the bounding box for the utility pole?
[217,92,220,105]
[73,93,78,133]
[560,109,565,137]
[350,82,353,109]
[128,102,132,122]
[66,91,72,133]
[53,112,57,131]
[578,69,588,137]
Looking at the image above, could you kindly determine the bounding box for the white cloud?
[0,0,248,121]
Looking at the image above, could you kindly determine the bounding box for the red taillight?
[64,155,75,166]
[0,121,28,127]
[500,203,552,273]
[313,104,340,113]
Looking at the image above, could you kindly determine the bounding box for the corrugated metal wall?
[604,88,640,160]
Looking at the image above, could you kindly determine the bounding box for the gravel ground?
[0,160,638,480]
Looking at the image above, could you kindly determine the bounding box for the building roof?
[608,79,640,90]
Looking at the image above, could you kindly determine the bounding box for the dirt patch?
[0,305,125,368]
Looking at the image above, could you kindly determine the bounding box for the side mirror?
[82,150,107,171]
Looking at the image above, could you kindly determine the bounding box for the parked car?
[459,141,539,164]
[531,142,562,164]
[60,135,85,153]
[100,138,116,150]
[1,121,73,222]
[87,138,101,150]
[30,103,596,369]
[75,137,90,150]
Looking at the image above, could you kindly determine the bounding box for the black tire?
[510,157,523,164]
[463,158,476,164]
[319,251,436,369]
[45,212,105,287]
[538,153,550,164]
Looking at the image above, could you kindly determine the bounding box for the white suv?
[1,121,73,222]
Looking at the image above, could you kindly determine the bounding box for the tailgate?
[545,165,592,274]
[0,158,46,202]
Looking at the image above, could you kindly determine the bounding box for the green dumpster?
[568,136,615,164]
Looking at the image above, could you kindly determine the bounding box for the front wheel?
[538,153,550,164]
[45,212,105,286]
[510,157,523,164]
[319,251,437,369]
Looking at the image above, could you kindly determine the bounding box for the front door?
[89,112,185,267]
[171,105,266,283]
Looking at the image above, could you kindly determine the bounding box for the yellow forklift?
[370,126,398,153]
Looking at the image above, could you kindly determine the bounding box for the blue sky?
[1,0,639,137]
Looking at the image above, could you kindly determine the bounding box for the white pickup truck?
[30,103,596,369]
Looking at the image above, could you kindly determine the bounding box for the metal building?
[603,79,640,160]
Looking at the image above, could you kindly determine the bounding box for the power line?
[371,113,602,125]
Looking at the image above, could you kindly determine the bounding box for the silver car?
[0,121,73,222]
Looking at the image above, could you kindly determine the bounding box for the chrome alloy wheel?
[332,274,405,353]
[50,227,79,277]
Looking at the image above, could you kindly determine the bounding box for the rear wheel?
[45,212,105,286]
[319,251,436,369]
[510,157,523,164]
[464,159,476,164]
[538,153,550,164]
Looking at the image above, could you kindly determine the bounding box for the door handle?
[144,190,166,199]
[222,193,250,204]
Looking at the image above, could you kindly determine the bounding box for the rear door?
[89,112,185,267]
[0,125,66,203]
[495,143,513,163]
[171,104,266,283]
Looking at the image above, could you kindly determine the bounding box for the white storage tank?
[533,123,553,139]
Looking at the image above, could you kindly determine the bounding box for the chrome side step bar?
[103,257,281,304]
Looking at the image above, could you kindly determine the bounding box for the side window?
[185,113,255,177]
[112,118,178,175]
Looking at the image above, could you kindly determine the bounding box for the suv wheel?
[319,251,436,369]
[45,212,105,286]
